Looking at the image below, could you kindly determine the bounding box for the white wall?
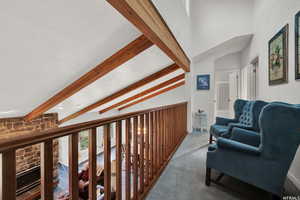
[191,51,243,129]
[241,0,300,189]
[119,85,187,114]
[191,0,254,57]
[152,0,192,57]
[191,57,215,127]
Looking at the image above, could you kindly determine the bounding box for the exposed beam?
[24,35,153,121]
[59,64,180,124]
[99,74,185,114]
[118,81,185,111]
[107,0,190,72]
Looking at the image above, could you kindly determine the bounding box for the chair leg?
[205,167,211,186]
[209,134,213,144]
[216,173,224,182]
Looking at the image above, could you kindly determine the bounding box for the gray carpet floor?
[146,132,270,200]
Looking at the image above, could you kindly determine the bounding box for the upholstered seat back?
[260,103,300,168]
[238,101,254,127]
[233,99,248,120]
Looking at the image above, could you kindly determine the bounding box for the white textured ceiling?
[0,0,184,119]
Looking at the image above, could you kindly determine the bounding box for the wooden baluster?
[160,110,164,163]
[133,117,138,200]
[161,110,164,163]
[69,133,79,200]
[184,104,187,135]
[145,113,150,186]
[168,109,171,155]
[155,111,159,171]
[125,119,131,200]
[166,109,169,156]
[172,108,175,150]
[150,112,154,179]
[1,150,16,200]
[159,110,162,166]
[163,110,166,161]
[89,128,97,200]
[104,124,111,200]
[152,112,156,175]
[139,115,145,194]
[41,140,53,200]
[115,121,122,200]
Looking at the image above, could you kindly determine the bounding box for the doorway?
[214,70,240,119]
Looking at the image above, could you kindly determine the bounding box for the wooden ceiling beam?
[118,81,185,111]
[59,63,180,124]
[99,73,185,114]
[24,35,153,121]
[107,0,190,72]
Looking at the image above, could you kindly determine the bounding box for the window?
[79,130,89,151]
[78,124,117,163]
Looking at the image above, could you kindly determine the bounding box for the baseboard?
[285,173,300,195]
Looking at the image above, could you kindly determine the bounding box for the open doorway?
[214,70,240,119]
[241,57,258,100]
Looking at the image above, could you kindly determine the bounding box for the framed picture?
[197,74,210,90]
[295,11,300,80]
[268,24,289,85]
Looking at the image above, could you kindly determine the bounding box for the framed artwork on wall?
[197,74,210,90]
[295,11,300,80]
[268,24,289,85]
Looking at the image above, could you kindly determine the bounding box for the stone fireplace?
[0,113,59,196]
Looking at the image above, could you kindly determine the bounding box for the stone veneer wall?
[0,113,59,178]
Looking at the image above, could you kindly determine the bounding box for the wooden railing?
[0,102,187,200]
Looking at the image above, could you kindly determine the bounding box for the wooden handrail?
[1,102,187,200]
[0,102,187,153]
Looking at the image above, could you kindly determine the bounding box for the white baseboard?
[287,172,300,192]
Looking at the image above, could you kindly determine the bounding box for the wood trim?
[1,150,16,200]
[104,124,111,200]
[0,102,187,152]
[25,35,153,121]
[89,128,97,200]
[68,133,79,200]
[99,73,185,114]
[59,63,180,124]
[139,114,145,194]
[145,113,150,186]
[40,140,53,200]
[132,117,138,199]
[106,0,190,72]
[125,119,131,200]
[139,134,187,200]
[149,112,154,180]
[115,121,122,200]
[118,81,185,111]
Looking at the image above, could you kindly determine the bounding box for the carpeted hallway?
[146,132,270,200]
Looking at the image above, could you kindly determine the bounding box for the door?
[215,81,230,118]
[228,71,240,118]
[250,57,258,100]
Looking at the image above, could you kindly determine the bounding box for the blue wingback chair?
[209,99,248,143]
[210,99,269,146]
[206,103,300,198]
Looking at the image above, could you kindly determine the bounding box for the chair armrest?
[230,128,261,147]
[221,123,254,138]
[215,117,237,126]
[217,138,260,156]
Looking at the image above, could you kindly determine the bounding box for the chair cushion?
[210,124,228,137]
[238,101,254,126]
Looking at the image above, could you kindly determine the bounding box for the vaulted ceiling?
[0,0,187,122]
[0,0,255,123]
